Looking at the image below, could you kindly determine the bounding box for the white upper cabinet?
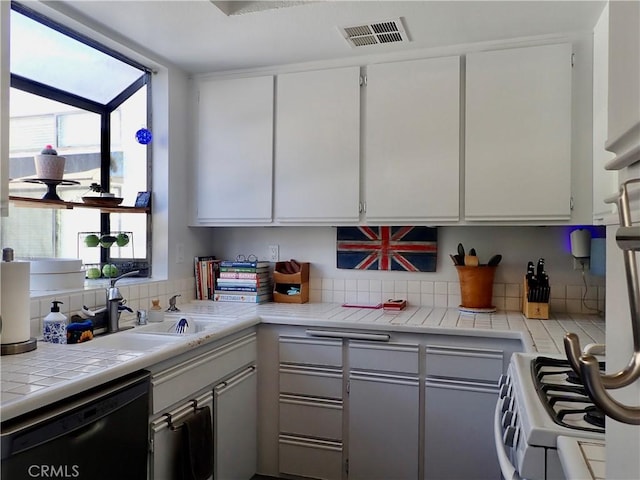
[605,0,640,173]
[364,56,460,223]
[465,43,572,222]
[592,4,618,223]
[274,66,360,223]
[194,75,274,224]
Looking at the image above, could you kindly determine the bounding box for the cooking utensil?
[457,243,465,258]
[464,255,479,267]
[469,248,477,257]
[450,254,459,265]
[487,254,502,266]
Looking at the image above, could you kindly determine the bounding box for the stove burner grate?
[531,356,606,434]
[584,406,606,429]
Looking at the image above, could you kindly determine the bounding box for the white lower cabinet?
[148,330,257,480]
[348,372,419,480]
[214,366,258,480]
[150,391,214,480]
[277,334,344,479]
[423,344,504,480]
[260,325,523,480]
[347,340,420,480]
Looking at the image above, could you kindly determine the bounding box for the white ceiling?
[48,0,606,74]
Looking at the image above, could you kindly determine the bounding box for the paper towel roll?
[1,261,31,344]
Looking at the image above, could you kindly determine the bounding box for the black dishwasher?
[1,370,150,480]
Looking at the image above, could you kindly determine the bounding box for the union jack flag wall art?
[336,226,438,272]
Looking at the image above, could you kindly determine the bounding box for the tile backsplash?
[28,275,604,339]
[308,277,605,315]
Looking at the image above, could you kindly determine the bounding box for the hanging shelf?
[8,196,150,213]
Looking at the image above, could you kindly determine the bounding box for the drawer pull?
[306,329,390,342]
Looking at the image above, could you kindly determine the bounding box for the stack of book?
[194,256,220,300]
[213,260,272,303]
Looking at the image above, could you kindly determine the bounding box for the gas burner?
[531,356,605,434]
[584,406,605,428]
[566,369,583,384]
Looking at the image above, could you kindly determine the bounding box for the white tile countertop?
[0,302,604,422]
[558,436,606,480]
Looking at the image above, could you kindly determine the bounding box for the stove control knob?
[503,425,518,447]
[498,374,509,387]
[501,396,513,413]
[502,410,515,428]
[499,383,513,399]
[499,383,509,398]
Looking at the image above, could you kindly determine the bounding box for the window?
[1,2,151,278]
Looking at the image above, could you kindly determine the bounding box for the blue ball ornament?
[135,128,153,145]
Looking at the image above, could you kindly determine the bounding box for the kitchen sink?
[132,315,231,336]
[86,331,183,351]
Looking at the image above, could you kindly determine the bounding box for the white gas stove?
[495,352,606,480]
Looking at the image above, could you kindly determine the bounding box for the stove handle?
[493,400,521,480]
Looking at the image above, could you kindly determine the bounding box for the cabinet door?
[424,380,498,480]
[424,344,503,479]
[195,76,273,223]
[465,43,572,221]
[150,391,214,480]
[606,0,640,169]
[275,67,360,223]
[214,366,257,480]
[348,372,419,480]
[364,56,460,223]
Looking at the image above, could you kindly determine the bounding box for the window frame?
[9,1,152,274]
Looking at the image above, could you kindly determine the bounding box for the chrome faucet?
[167,294,181,312]
[106,270,140,333]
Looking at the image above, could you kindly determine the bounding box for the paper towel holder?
[1,248,38,355]
[1,336,38,355]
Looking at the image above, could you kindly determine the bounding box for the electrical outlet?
[573,258,590,271]
[268,245,279,262]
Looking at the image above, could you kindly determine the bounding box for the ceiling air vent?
[341,18,409,48]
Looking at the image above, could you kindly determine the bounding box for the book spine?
[219,266,269,273]
[217,279,269,286]
[213,293,271,303]
[215,286,271,293]
[219,271,269,279]
[219,261,270,268]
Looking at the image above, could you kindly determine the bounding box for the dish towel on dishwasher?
[179,405,213,480]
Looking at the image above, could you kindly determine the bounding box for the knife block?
[273,262,310,304]
[522,277,550,319]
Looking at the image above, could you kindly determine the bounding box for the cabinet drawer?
[279,365,343,399]
[349,341,419,374]
[425,345,503,382]
[279,435,343,480]
[151,333,256,413]
[279,335,342,367]
[280,394,342,440]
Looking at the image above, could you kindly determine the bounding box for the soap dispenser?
[43,300,68,344]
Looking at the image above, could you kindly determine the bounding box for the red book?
[383,299,407,310]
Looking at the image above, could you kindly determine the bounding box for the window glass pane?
[109,87,148,259]
[57,112,101,148]
[5,6,150,276]
[10,9,144,104]
[4,89,106,261]
[8,89,102,182]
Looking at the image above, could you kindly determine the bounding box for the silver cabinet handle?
[305,329,390,342]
